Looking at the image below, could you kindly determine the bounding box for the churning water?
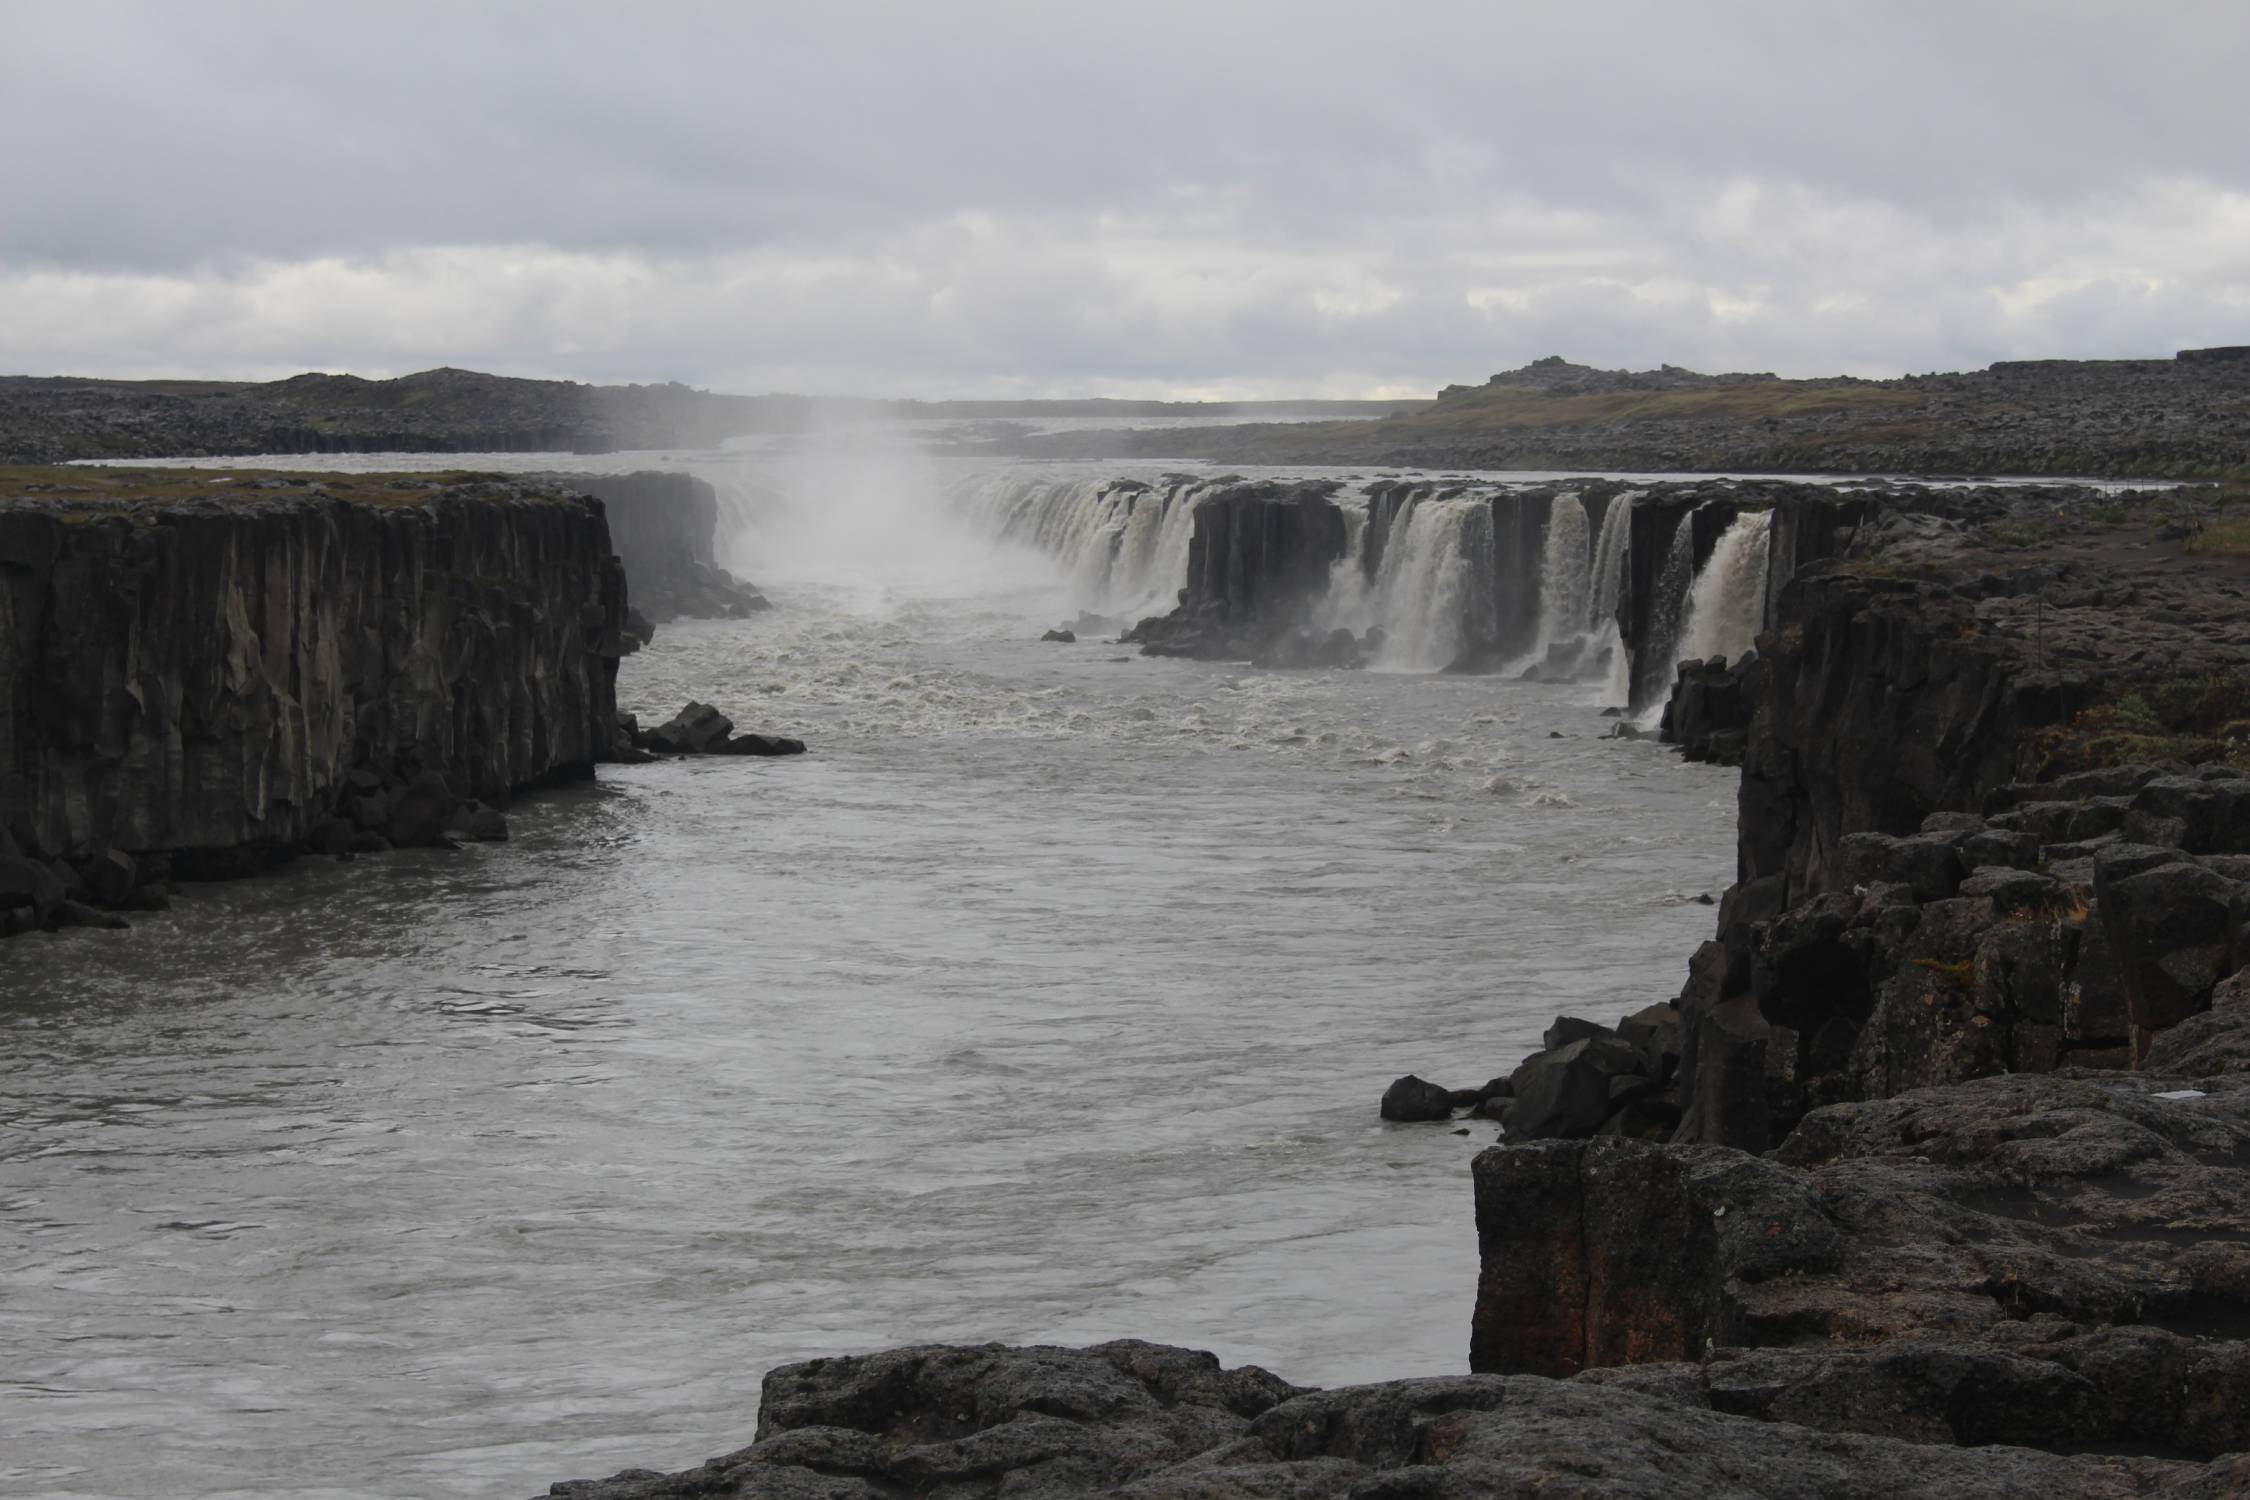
[3,440,1740,1499]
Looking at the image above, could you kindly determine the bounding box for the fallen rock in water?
[534,1338,2250,1498]
[1040,627,1077,643]
[1379,1073,1455,1121]
[636,702,807,758]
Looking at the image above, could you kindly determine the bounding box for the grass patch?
[2026,671,2250,776]
[1914,957,1977,989]
[1982,521,2047,548]
[2185,517,2250,555]
[1403,381,1927,434]
[0,464,507,511]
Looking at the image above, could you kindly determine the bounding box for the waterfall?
[1313,496,1375,634]
[1637,514,1701,708]
[1532,491,1590,653]
[1677,509,1775,666]
[1586,489,1637,631]
[1368,496,1493,671]
[949,472,1212,618]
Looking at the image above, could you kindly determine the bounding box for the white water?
[1637,514,1703,713]
[1586,491,1638,631]
[1531,491,1590,658]
[1677,509,1776,667]
[1367,496,1493,671]
[7,442,1740,1500]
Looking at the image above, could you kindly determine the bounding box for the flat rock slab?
[536,1340,2250,1498]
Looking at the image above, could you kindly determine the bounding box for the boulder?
[1504,1034,1646,1140]
[1040,628,1077,643]
[720,733,807,757]
[643,701,736,754]
[1379,1074,1455,1122]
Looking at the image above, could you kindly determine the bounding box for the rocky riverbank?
[0,468,635,935]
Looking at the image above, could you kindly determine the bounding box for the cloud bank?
[5,1,2245,395]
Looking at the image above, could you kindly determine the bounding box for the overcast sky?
[4,1,2245,397]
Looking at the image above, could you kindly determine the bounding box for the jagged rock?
[2095,855,2247,1051]
[643,702,736,754]
[1379,1074,1455,1122]
[1040,628,1076,643]
[1504,1034,1646,1140]
[535,1339,2249,1499]
[1474,1059,2250,1463]
[448,800,510,842]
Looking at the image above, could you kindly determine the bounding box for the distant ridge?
[0,367,1422,464]
[1002,351,2250,480]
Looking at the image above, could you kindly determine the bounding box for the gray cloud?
[3,0,2245,394]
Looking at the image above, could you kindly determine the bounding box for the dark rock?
[2095,856,2246,1052]
[643,701,736,754]
[52,898,128,931]
[383,771,458,847]
[534,1338,2246,1499]
[1040,628,1077,643]
[448,800,510,842]
[720,733,807,757]
[1379,1074,1455,1122]
[78,848,137,906]
[1504,1034,1646,1141]
[0,478,627,934]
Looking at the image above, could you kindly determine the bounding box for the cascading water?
[1366,496,1493,671]
[949,472,1213,619]
[1531,491,1590,654]
[1635,513,1702,712]
[1586,490,1637,632]
[1676,509,1775,666]
[1313,497,1375,635]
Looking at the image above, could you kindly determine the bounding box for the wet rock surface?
[631,702,807,759]
[536,1338,2250,1498]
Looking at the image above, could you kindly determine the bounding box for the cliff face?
[0,475,628,920]
[1123,479,1349,660]
[547,469,769,621]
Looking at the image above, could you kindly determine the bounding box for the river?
[0,440,1737,1498]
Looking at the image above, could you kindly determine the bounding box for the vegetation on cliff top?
[0,464,517,511]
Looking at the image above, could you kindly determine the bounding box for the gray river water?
[1,446,1736,1498]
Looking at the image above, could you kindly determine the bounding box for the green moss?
[2026,670,2250,776]
[1913,957,1976,989]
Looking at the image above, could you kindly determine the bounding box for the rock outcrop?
[0,473,630,934]
[537,1337,2250,1498]
[1472,1047,2250,1458]
[548,470,769,621]
[1123,479,1351,660]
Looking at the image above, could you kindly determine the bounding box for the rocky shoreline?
[536,473,2250,1497]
